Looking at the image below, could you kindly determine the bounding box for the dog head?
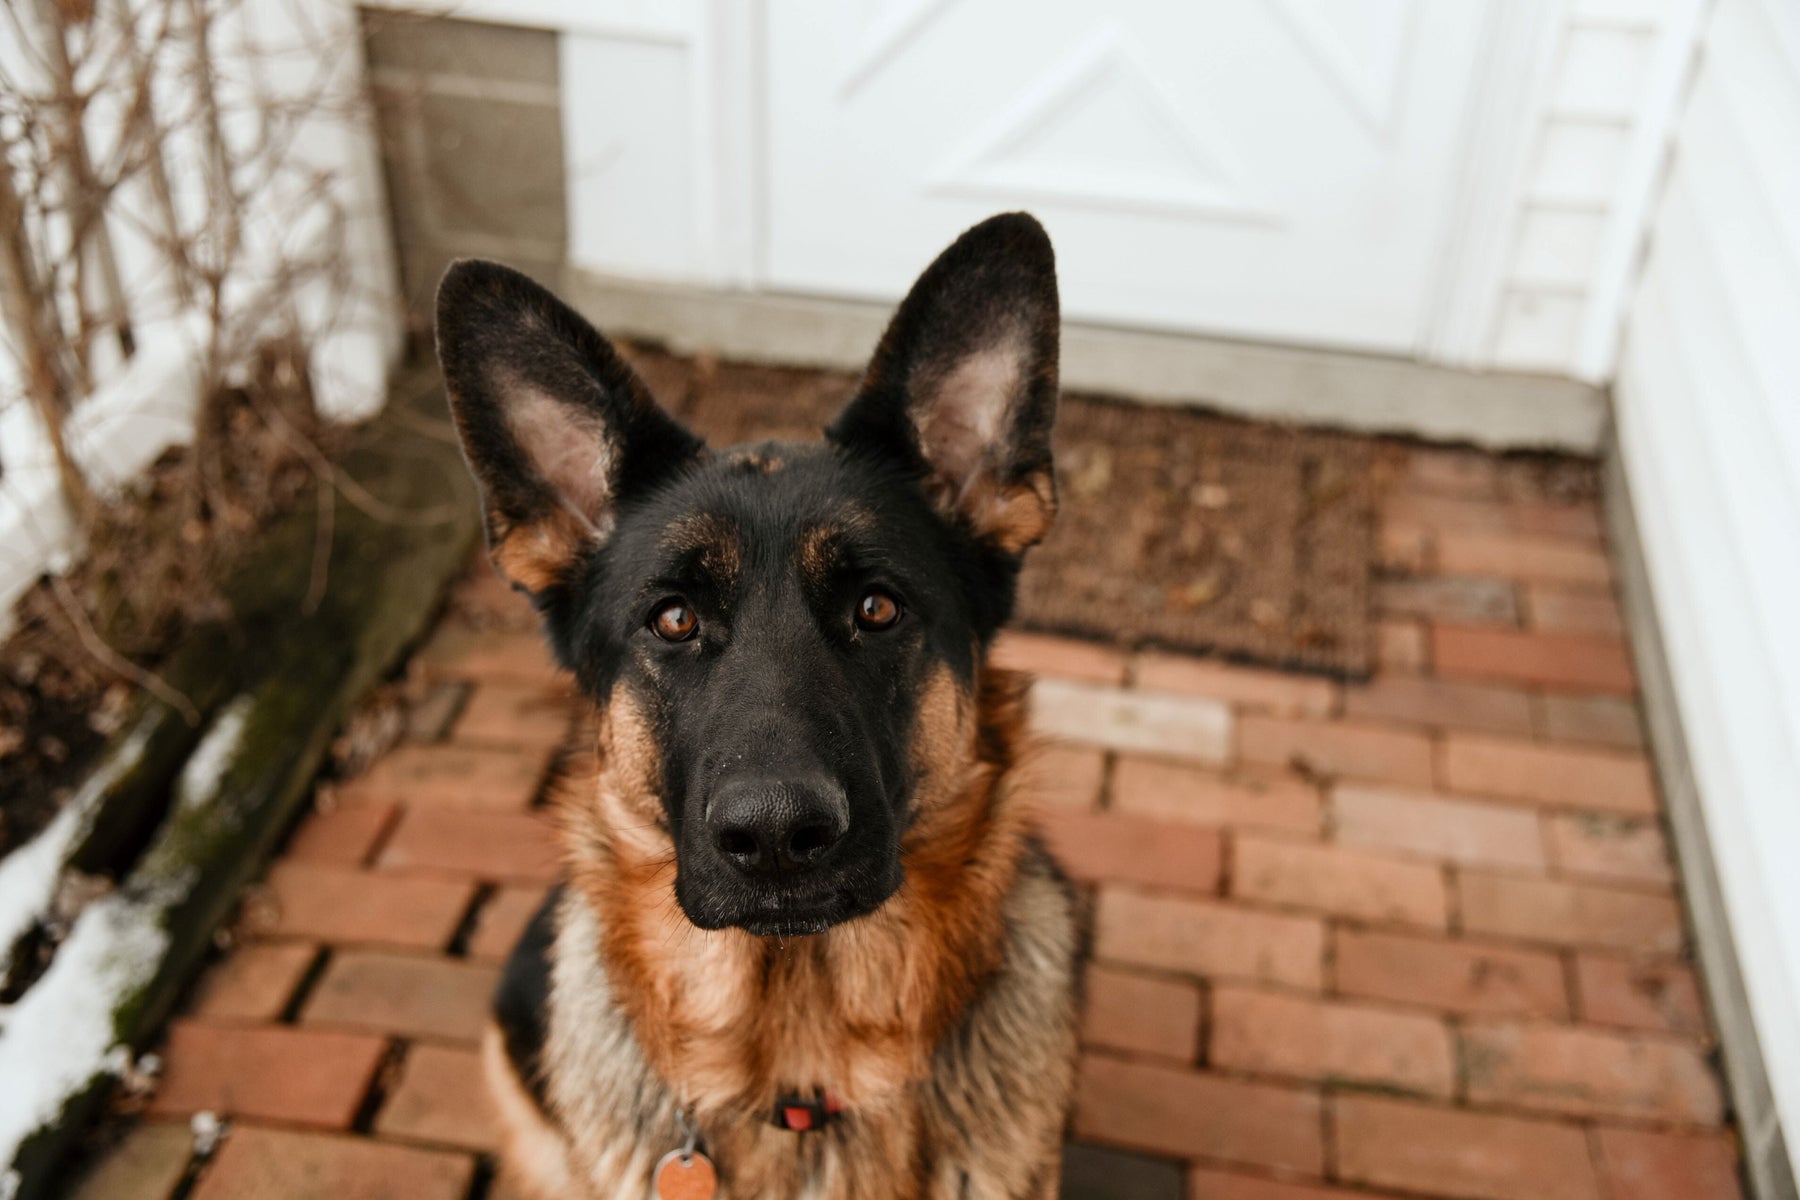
[435,213,1059,937]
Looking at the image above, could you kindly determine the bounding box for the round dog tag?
[655,1149,718,1200]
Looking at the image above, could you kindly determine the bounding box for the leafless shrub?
[0,0,388,526]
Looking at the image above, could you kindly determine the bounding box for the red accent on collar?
[772,1091,844,1132]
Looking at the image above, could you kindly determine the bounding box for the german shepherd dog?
[434,213,1078,1198]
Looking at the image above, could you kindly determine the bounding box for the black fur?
[494,885,561,1109]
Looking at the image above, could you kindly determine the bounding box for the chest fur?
[538,859,1077,1200]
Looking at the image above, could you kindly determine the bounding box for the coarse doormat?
[626,347,1377,678]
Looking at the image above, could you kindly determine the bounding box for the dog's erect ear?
[435,260,703,595]
[827,212,1060,555]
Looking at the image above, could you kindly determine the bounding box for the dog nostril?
[785,821,838,863]
[716,828,760,860]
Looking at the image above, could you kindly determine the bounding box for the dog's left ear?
[827,212,1060,555]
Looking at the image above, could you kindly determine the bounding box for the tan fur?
[492,505,593,594]
[662,512,742,582]
[513,666,1077,1199]
[484,1022,580,1199]
[969,473,1057,555]
[728,449,786,473]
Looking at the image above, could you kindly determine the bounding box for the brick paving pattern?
[73,446,1743,1199]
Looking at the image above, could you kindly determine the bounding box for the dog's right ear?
[435,260,703,597]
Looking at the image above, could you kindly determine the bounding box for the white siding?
[1614,0,1800,1190]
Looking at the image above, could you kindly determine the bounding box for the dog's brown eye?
[855,589,902,631]
[650,600,699,642]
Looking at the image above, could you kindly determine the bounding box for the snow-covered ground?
[0,697,250,1188]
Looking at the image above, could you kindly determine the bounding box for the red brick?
[68,1122,192,1200]
[1336,1094,1600,1200]
[406,681,470,743]
[1333,784,1545,869]
[1461,1022,1724,1124]
[376,1043,499,1151]
[991,630,1127,684]
[1408,449,1500,498]
[1039,809,1221,894]
[1111,757,1321,835]
[1434,626,1636,695]
[1342,677,1533,737]
[1238,716,1434,787]
[378,808,559,883]
[1524,584,1624,637]
[1132,655,1337,717]
[191,942,318,1022]
[1081,964,1203,1061]
[1507,500,1604,542]
[1032,678,1232,761]
[1233,835,1447,928]
[1534,693,1643,749]
[1076,1055,1322,1173]
[1379,522,1433,574]
[1436,532,1612,587]
[1376,619,1430,673]
[1388,495,1602,545]
[1575,954,1707,1035]
[453,683,574,749]
[1210,985,1453,1096]
[1545,812,1672,885]
[1384,493,1513,537]
[1377,576,1520,625]
[285,804,397,866]
[303,951,499,1043]
[1441,734,1658,815]
[467,885,550,963]
[1334,928,1568,1019]
[1188,1169,1408,1200]
[1459,871,1683,953]
[422,626,565,689]
[149,1021,385,1128]
[1595,1127,1743,1200]
[1018,744,1107,810]
[451,565,537,629]
[262,861,475,950]
[193,1126,472,1200]
[1094,889,1323,989]
[336,743,550,811]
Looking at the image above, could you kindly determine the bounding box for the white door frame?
[1417,0,1569,368]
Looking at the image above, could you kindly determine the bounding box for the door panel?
[764,1,1491,352]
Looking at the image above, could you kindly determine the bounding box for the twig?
[48,574,201,726]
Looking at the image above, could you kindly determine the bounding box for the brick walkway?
[71,446,1742,1200]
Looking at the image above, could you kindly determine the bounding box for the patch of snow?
[0,722,152,966]
[176,698,252,812]
[0,891,168,1170]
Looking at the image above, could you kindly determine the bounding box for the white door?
[763,1,1494,354]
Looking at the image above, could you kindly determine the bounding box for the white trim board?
[563,268,1609,452]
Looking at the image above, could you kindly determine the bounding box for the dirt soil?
[631,346,1382,676]
[0,347,345,857]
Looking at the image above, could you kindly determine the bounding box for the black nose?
[708,777,849,877]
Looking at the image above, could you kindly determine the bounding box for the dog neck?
[554,665,1037,1118]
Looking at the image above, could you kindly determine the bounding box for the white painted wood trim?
[374,0,691,41]
[698,0,764,288]
[563,268,1609,452]
[1572,0,1712,381]
[1420,0,1570,368]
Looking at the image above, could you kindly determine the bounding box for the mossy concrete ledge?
[0,381,480,1199]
